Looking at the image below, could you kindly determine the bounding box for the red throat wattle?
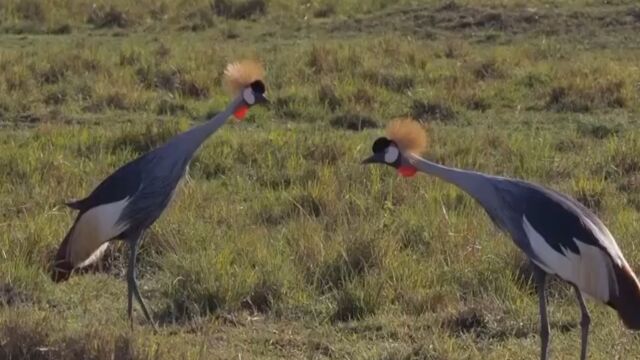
[234,104,249,120]
[397,165,417,177]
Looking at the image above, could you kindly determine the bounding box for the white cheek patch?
[243,88,255,105]
[384,146,399,164]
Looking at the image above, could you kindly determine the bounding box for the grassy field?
[2,0,640,359]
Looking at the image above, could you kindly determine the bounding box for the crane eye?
[384,146,399,164]
[242,87,256,105]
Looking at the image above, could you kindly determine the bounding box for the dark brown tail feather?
[608,263,640,330]
[50,229,74,283]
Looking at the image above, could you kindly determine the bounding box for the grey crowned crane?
[51,60,268,328]
[362,118,640,360]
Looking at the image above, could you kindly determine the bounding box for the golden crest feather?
[385,117,428,155]
[223,60,265,95]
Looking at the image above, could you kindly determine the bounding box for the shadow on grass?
[156,278,281,326]
[442,306,577,342]
[330,113,379,131]
[0,283,33,307]
[0,319,139,360]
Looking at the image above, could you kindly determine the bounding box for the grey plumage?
[364,119,640,360]
[52,63,267,328]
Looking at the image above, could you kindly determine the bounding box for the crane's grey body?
[416,159,618,264]
[365,134,640,360]
[404,154,640,360]
[53,97,243,328]
[69,98,240,234]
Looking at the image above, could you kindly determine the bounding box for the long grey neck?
[407,153,494,204]
[165,96,243,156]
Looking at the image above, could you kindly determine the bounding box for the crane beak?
[361,153,382,165]
[255,93,270,106]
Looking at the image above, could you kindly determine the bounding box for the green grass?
[3,0,640,359]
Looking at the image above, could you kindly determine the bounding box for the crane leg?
[572,285,590,360]
[127,257,133,326]
[532,264,550,360]
[127,235,157,331]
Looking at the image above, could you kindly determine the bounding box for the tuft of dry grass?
[214,0,267,20]
[330,113,378,131]
[411,100,457,123]
[546,76,630,113]
[87,5,132,29]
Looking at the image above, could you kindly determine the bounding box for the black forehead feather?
[250,80,265,94]
[372,137,392,153]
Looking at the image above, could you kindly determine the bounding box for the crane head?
[223,60,269,120]
[361,118,427,177]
